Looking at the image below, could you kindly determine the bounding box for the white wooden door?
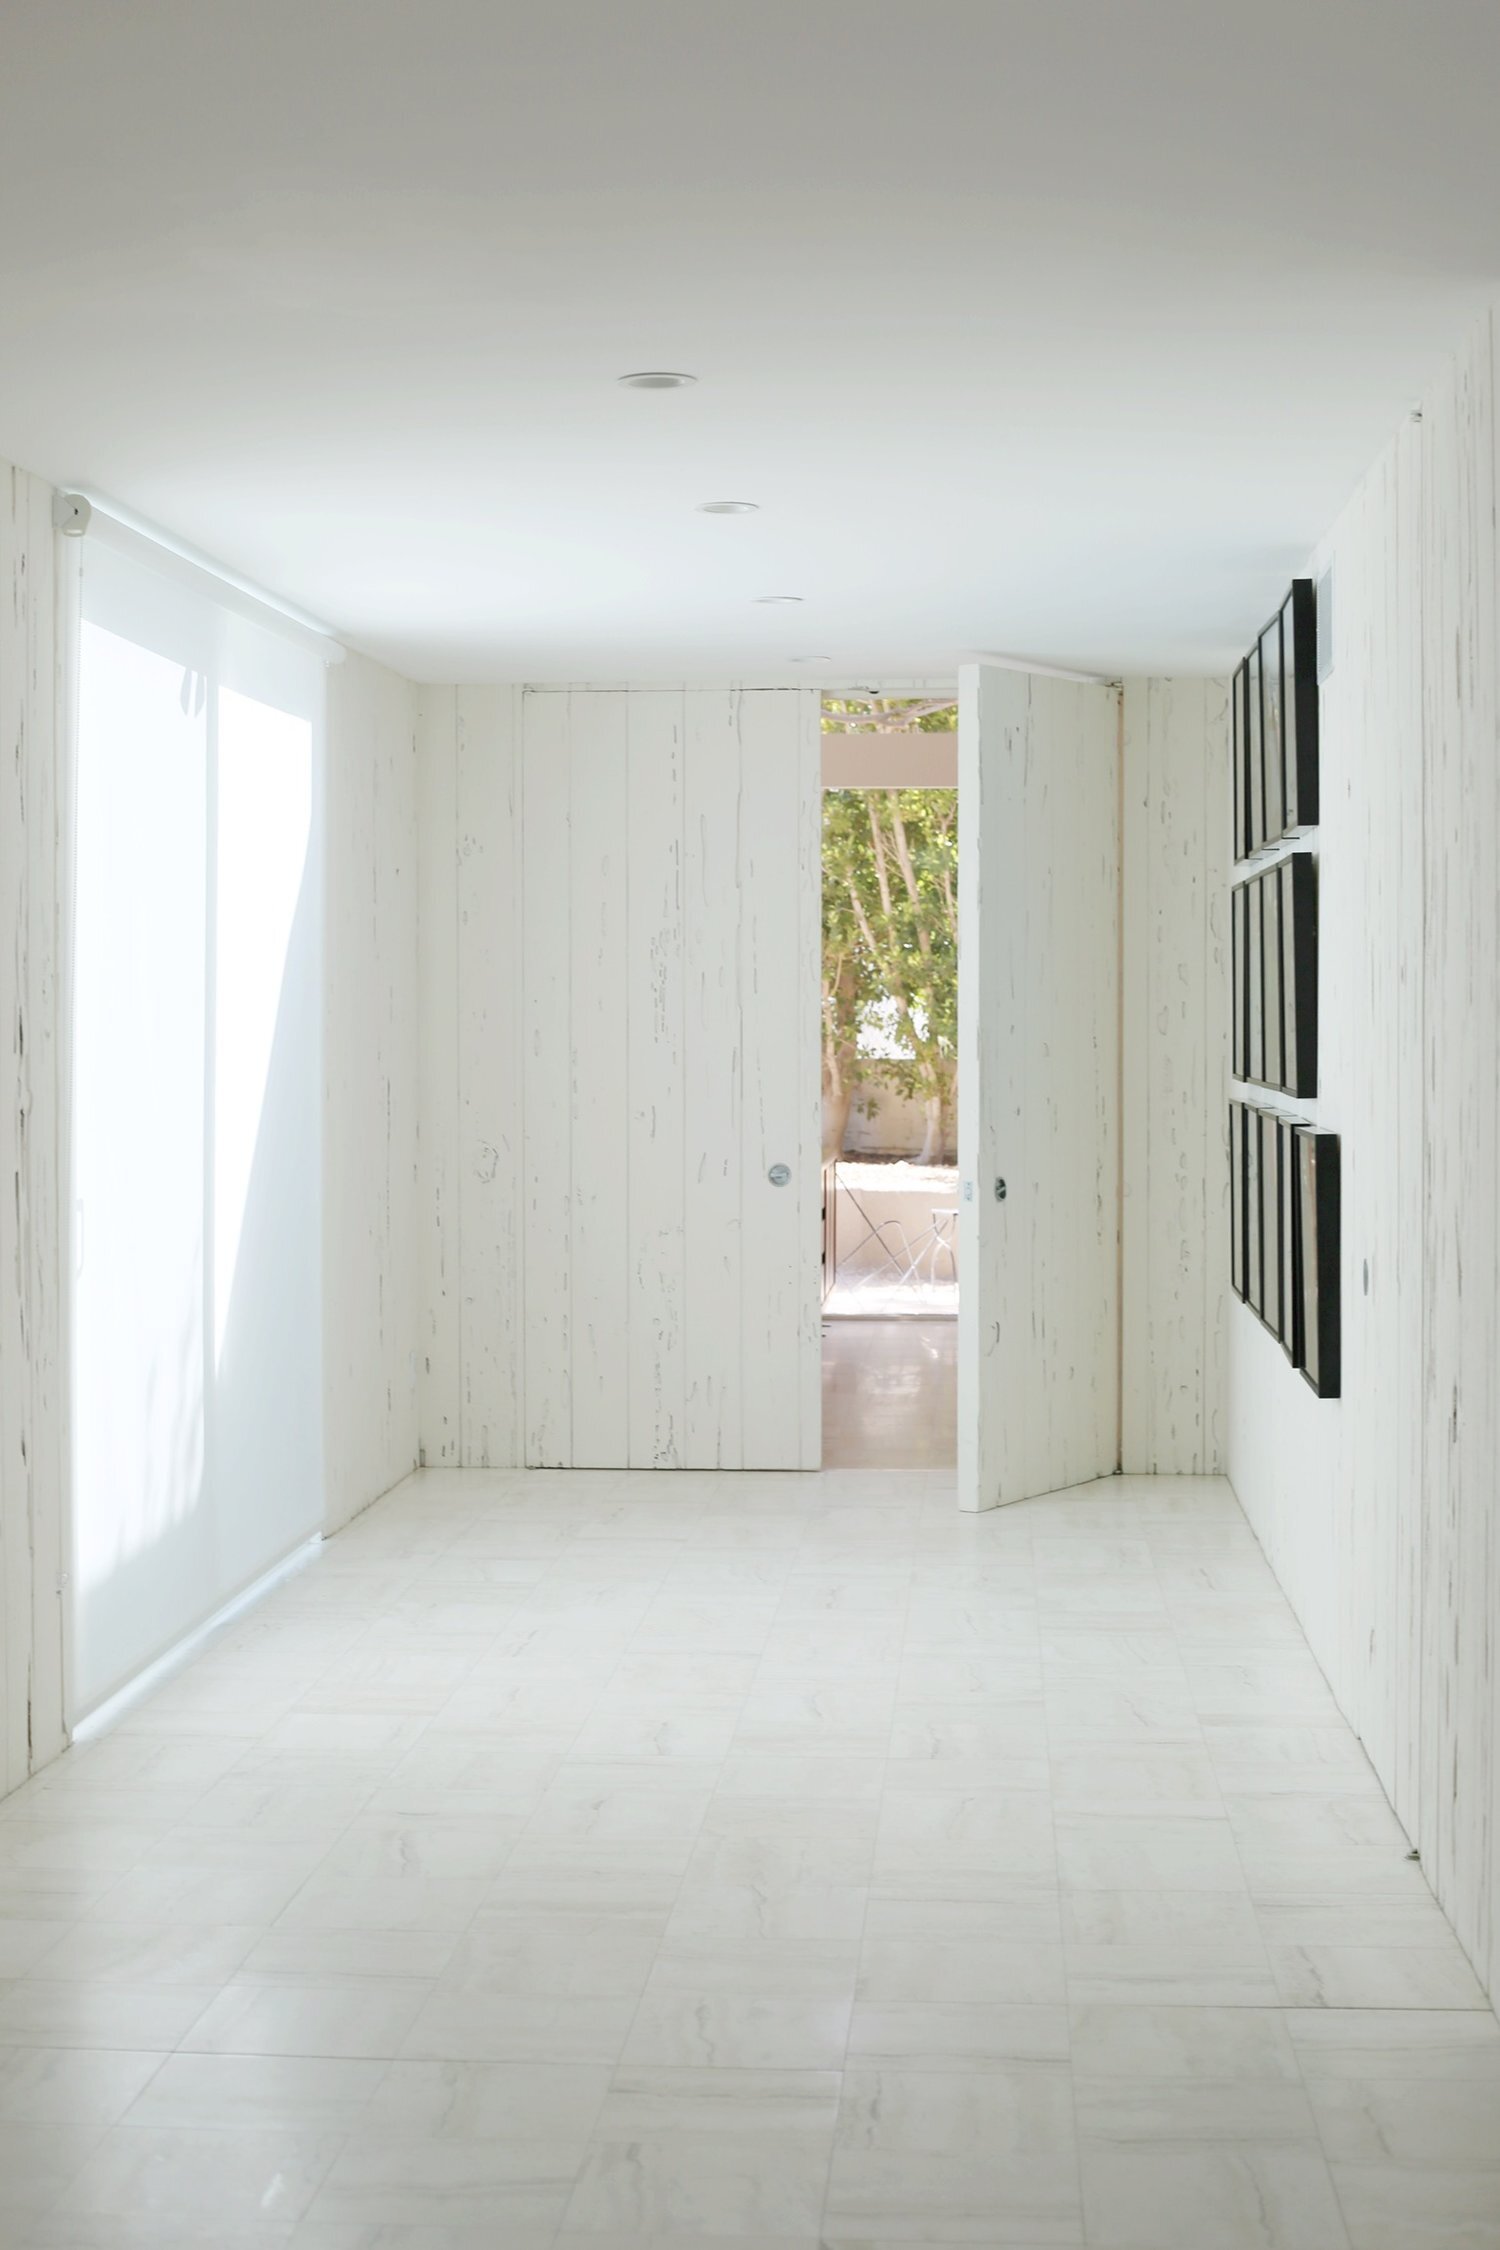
[958,664,1121,1509]
[520,686,821,1470]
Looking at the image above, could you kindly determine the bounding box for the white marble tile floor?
[0,1466,1495,2248]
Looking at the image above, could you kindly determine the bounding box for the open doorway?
[820,693,958,1468]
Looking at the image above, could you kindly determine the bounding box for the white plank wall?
[683,692,747,1467]
[0,461,67,1796]
[1121,678,1231,1473]
[419,685,820,1473]
[627,693,686,1468]
[454,688,524,1468]
[1419,329,1499,1982]
[736,690,822,1470]
[568,693,631,1466]
[1228,308,1500,2002]
[415,686,461,1468]
[958,666,1121,1510]
[519,689,574,1466]
[322,652,422,1532]
[416,688,527,1470]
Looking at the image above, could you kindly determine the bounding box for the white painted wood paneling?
[627,691,686,1468]
[323,652,421,1532]
[415,685,528,1473]
[568,692,631,1467]
[958,665,1120,1510]
[519,688,574,1466]
[0,461,67,1796]
[454,688,523,1467]
[736,690,821,1473]
[682,692,746,1467]
[429,686,818,1473]
[1418,325,1498,1981]
[1228,307,1500,2005]
[1121,678,1231,1473]
[415,687,460,1467]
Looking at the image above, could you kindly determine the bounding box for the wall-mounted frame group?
[1231,1100,1340,1396]
[1231,853,1318,1095]
[1233,578,1319,859]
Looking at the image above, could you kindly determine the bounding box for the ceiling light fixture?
[789,655,831,665]
[755,594,803,605]
[617,370,697,390]
[698,500,758,514]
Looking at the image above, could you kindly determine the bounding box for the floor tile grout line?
[1040,1495,1096,2250]
[539,1485,778,2230]
[809,1494,915,2241]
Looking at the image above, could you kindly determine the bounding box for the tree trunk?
[823,1078,854,1166]
[917,1092,944,1166]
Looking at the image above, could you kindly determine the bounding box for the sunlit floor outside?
[823,1159,959,1320]
[0,1465,1494,2247]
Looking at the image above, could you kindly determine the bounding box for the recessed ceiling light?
[756,594,803,605]
[618,370,697,390]
[698,500,759,514]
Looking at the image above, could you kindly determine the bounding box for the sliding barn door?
[521,687,821,1470]
[958,664,1121,1510]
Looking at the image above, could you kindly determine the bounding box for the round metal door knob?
[767,1163,792,1187]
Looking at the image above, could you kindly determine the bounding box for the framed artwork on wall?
[1259,1108,1281,1338]
[1231,886,1245,1077]
[1281,851,1318,1097]
[1295,1128,1341,1396]
[1247,640,1265,854]
[1282,579,1319,831]
[1279,1115,1303,1365]
[1261,867,1284,1090]
[1247,878,1264,1083]
[1229,1103,1246,1299]
[1259,612,1285,844]
[1227,579,1331,1396]
[1232,663,1248,863]
[1245,1102,1262,1315]
[1230,889,1239,1076]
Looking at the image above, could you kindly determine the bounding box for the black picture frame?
[1245,1103,1262,1315]
[1247,878,1264,1083]
[1232,663,1248,863]
[1281,851,1318,1097]
[1241,882,1250,1075]
[1247,640,1265,854]
[1260,612,1286,844]
[1280,1116,1304,1365]
[1259,1109,1281,1339]
[1261,867,1284,1091]
[1282,579,1319,830]
[1295,1128,1341,1396]
[1229,1102,1246,1300]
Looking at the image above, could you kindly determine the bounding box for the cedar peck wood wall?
[1229,307,1500,2004]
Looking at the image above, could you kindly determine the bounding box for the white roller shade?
[71,531,328,1714]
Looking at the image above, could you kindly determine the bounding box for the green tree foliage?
[822,706,958,1164]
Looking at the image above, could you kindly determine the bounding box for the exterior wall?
[1227,308,1500,1999]
[832,1083,948,1159]
[323,651,422,1532]
[0,461,67,1793]
[1121,677,1232,1473]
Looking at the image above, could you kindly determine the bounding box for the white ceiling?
[3,2,1497,682]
